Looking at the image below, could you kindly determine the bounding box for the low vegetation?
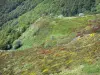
[0,0,100,75]
[0,15,100,75]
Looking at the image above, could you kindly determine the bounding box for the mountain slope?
[0,18,100,74]
[15,16,94,50]
[0,13,100,75]
[0,0,99,50]
[0,0,100,75]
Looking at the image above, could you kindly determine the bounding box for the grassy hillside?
[0,0,100,50]
[0,32,100,75]
[0,15,100,75]
[0,0,100,75]
[16,16,94,50]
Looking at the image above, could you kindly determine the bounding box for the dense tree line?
[0,0,99,27]
[0,0,43,27]
[61,0,96,16]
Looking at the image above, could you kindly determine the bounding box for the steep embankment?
[0,29,100,75]
[0,15,100,75]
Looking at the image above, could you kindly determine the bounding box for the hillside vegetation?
[0,0,100,75]
[0,15,100,75]
[0,0,100,50]
[16,16,93,50]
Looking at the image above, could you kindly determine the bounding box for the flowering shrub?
[76,18,100,37]
[88,18,100,33]
[39,50,53,55]
[76,32,83,37]
[89,33,95,37]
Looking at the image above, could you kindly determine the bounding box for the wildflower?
[89,33,95,37]
[76,32,83,37]
[77,36,81,40]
